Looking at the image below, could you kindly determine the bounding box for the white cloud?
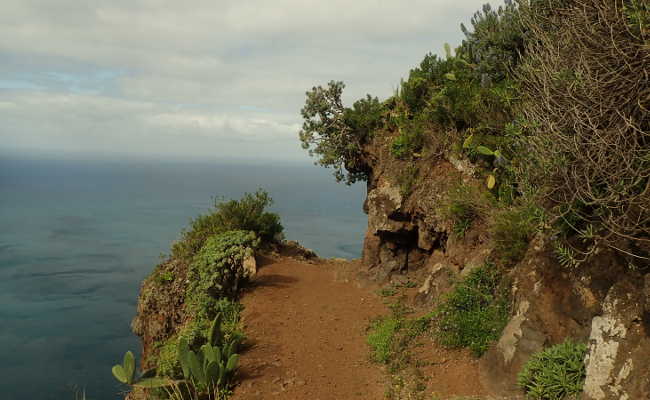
[0,0,488,160]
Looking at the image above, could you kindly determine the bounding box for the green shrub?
[184,230,258,339]
[442,185,492,238]
[172,189,281,262]
[517,340,587,399]
[492,204,542,265]
[459,1,525,81]
[344,95,384,139]
[448,201,476,238]
[176,313,241,394]
[153,269,174,285]
[299,81,372,184]
[433,264,509,356]
[390,113,427,159]
[155,335,182,377]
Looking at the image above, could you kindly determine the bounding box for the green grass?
[517,340,587,400]
[378,287,398,297]
[492,204,542,265]
[367,300,433,399]
[367,316,401,363]
[432,263,509,356]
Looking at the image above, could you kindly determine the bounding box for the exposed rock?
[243,253,257,277]
[479,298,546,396]
[415,260,457,304]
[583,279,650,400]
[447,153,476,176]
[356,131,650,399]
[281,240,318,261]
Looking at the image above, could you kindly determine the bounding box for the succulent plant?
[177,314,240,391]
[111,351,172,388]
[112,351,135,384]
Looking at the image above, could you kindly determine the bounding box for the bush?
[186,230,259,318]
[491,204,542,265]
[299,81,373,184]
[459,1,525,81]
[517,0,650,257]
[172,189,281,262]
[433,264,509,356]
[441,184,492,238]
[517,340,587,399]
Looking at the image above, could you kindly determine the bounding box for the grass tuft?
[432,263,509,356]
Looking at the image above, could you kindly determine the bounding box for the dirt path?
[232,256,387,400]
[232,255,487,400]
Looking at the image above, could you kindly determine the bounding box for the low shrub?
[182,230,258,345]
[517,340,587,399]
[172,190,281,262]
[492,204,542,265]
[433,264,509,356]
[442,185,492,238]
[390,115,427,159]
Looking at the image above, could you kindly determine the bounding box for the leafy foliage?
[182,230,258,346]
[177,313,240,394]
[459,1,525,81]
[441,184,493,238]
[172,189,281,262]
[433,264,509,356]
[517,340,587,399]
[299,81,377,184]
[111,350,172,389]
[155,298,244,379]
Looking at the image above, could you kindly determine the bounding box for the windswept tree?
[299,81,380,184]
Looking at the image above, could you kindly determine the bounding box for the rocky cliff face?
[356,136,650,399]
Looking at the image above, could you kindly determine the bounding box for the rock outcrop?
[356,138,650,399]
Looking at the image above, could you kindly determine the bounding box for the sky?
[0,0,489,162]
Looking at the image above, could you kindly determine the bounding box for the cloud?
[0,0,487,160]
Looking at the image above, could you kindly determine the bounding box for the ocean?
[0,156,367,400]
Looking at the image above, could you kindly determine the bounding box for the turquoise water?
[0,156,367,400]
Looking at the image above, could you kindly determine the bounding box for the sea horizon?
[0,155,368,400]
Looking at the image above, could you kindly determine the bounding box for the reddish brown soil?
[232,255,487,400]
[232,256,386,399]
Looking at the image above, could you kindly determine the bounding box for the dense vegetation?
[300,0,649,264]
[113,191,282,399]
[432,264,510,357]
[518,340,588,399]
[302,1,647,398]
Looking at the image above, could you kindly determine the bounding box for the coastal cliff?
[126,1,649,399]
[353,134,650,398]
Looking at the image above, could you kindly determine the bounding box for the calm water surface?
[0,156,367,400]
